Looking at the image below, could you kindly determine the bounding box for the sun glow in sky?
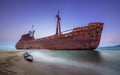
[0,0,120,49]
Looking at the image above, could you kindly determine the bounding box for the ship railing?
[62,25,88,34]
[62,29,73,34]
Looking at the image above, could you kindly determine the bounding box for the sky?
[0,0,120,49]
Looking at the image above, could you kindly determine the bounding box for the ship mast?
[31,25,34,32]
[55,10,61,35]
[29,25,35,38]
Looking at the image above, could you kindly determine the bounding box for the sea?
[0,46,120,75]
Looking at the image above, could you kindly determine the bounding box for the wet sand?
[0,50,120,75]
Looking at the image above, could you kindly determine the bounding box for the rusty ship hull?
[16,12,103,50]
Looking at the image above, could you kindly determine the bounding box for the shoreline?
[0,50,100,75]
[0,50,120,75]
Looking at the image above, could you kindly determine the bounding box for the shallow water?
[23,50,120,75]
[0,49,120,75]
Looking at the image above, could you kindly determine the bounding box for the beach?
[0,50,120,75]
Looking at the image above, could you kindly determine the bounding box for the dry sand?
[0,50,114,75]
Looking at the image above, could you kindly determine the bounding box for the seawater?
[26,49,120,75]
[0,48,120,75]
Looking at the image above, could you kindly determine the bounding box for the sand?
[0,50,20,75]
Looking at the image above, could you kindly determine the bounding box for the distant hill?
[97,45,120,50]
[114,45,120,47]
